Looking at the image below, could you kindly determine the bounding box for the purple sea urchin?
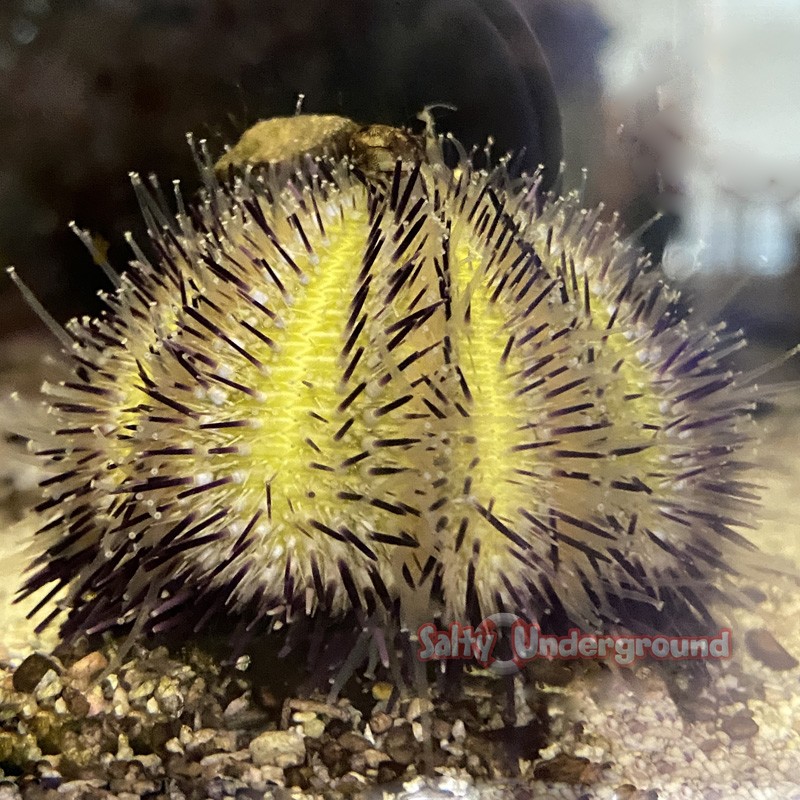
[14,124,781,684]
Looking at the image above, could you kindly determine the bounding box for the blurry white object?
[667,0,800,276]
[597,0,800,276]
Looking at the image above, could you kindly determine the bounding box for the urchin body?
[19,130,768,675]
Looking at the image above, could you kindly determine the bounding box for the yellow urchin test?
[16,128,777,681]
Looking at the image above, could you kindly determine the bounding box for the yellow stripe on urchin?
[515,206,705,555]
[451,241,529,515]
[199,192,438,613]
[32,214,195,598]
[490,190,763,626]
[242,205,372,528]
[433,227,544,622]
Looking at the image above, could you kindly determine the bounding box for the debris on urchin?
[14,122,785,685]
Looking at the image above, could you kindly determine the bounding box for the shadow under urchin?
[13,130,781,695]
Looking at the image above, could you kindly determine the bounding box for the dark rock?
[33,764,62,792]
[197,697,225,729]
[349,752,366,774]
[320,741,349,778]
[376,761,407,784]
[699,738,721,755]
[338,732,370,753]
[19,785,59,800]
[741,586,768,604]
[283,766,312,790]
[533,753,594,784]
[335,774,363,795]
[61,687,90,718]
[236,789,267,800]
[688,697,718,723]
[369,712,393,735]
[204,776,227,800]
[167,756,203,781]
[324,719,350,739]
[382,724,417,766]
[478,722,546,763]
[745,629,799,671]
[107,761,129,780]
[721,714,759,742]
[134,719,180,755]
[12,654,59,693]
[430,718,451,740]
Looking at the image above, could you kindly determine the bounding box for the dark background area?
[0,0,798,372]
[0,0,565,330]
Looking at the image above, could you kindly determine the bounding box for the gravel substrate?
[0,637,585,799]
[1,607,800,800]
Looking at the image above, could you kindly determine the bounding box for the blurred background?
[0,0,799,373]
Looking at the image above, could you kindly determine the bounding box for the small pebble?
[371,682,393,701]
[321,741,349,778]
[200,749,250,767]
[363,748,391,768]
[690,698,718,723]
[234,655,251,671]
[224,694,251,719]
[302,718,326,739]
[35,762,62,788]
[339,732,370,753]
[431,718,451,740]
[249,730,306,768]
[721,714,760,742]
[33,669,62,702]
[116,733,134,760]
[67,651,108,685]
[260,765,285,786]
[84,684,106,716]
[383,724,417,766]
[136,753,164,773]
[406,697,434,721]
[699,738,721,755]
[129,679,157,701]
[370,712,393,735]
[533,753,592,784]
[746,629,799,671]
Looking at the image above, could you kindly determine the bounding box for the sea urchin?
[13,123,780,685]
